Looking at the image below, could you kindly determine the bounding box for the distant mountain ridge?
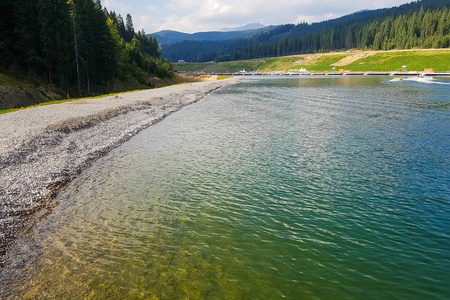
[148,23,271,45]
[160,0,450,63]
[219,23,265,32]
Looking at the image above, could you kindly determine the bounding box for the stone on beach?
[0,78,239,266]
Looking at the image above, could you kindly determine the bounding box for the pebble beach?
[0,77,239,265]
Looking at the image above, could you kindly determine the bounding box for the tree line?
[0,0,173,96]
[162,0,450,63]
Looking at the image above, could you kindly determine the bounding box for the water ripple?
[1,77,449,299]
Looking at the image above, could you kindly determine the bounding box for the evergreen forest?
[162,0,450,62]
[0,0,174,96]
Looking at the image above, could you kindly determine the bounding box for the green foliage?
[124,14,134,42]
[0,0,174,100]
[38,0,72,85]
[0,73,33,88]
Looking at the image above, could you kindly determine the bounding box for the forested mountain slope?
[0,0,174,101]
[162,0,450,62]
[149,28,265,45]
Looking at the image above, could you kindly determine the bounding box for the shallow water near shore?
[1,76,449,299]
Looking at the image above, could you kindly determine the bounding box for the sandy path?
[331,51,377,66]
[0,78,239,265]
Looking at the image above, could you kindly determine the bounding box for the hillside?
[149,29,258,45]
[219,23,265,32]
[0,71,183,111]
[172,49,450,73]
[0,73,63,110]
[162,0,450,63]
[149,24,275,45]
[0,0,174,109]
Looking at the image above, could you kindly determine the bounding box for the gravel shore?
[0,78,239,265]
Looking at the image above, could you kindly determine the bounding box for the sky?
[102,0,415,34]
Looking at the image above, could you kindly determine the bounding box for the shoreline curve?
[0,77,240,267]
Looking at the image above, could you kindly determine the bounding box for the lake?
[1,76,449,299]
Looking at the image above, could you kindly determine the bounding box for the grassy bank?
[173,49,450,73]
[0,90,147,115]
[0,72,184,113]
[345,50,450,72]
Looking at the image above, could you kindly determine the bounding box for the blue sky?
[102,0,415,34]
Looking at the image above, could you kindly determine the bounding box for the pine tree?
[38,0,72,85]
[422,11,435,39]
[68,0,82,96]
[125,14,134,42]
[13,0,41,75]
[0,0,16,69]
[116,14,126,40]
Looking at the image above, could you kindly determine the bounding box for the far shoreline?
[172,48,450,75]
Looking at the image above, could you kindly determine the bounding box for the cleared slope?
[173,49,450,73]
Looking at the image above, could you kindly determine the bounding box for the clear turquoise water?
[1,77,449,299]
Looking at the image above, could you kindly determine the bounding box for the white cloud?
[294,14,334,24]
[152,15,213,33]
[148,0,321,32]
[135,16,151,33]
[103,0,414,33]
[103,0,132,15]
[166,0,196,10]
